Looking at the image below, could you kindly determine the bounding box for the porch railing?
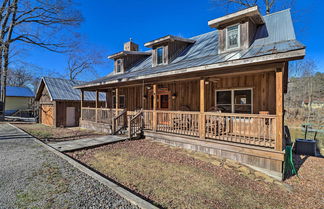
[128,110,144,139]
[81,107,277,149]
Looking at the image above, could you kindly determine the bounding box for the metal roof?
[39,77,105,101]
[6,86,34,97]
[78,9,305,88]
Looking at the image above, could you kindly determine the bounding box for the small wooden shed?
[35,77,105,127]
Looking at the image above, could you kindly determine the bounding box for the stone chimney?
[124,39,138,51]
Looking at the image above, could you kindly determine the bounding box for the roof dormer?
[144,35,195,67]
[108,41,151,74]
[208,6,264,54]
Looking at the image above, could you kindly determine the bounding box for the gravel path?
[0,123,139,209]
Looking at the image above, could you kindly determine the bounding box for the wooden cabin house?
[35,77,105,127]
[75,7,305,179]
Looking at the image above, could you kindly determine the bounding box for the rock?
[225,159,241,168]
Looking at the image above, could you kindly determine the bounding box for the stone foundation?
[80,120,112,134]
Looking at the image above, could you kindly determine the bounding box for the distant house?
[74,7,305,179]
[35,77,105,127]
[4,86,34,115]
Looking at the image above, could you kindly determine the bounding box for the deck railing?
[205,112,276,148]
[156,111,200,137]
[81,107,277,149]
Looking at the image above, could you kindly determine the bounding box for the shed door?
[66,107,76,127]
[41,105,54,126]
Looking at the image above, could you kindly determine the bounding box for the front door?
[149,88,171,110]
[66,107,76,127]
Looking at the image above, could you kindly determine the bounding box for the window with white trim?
[215,89,252,113]
[226,24,240,49]
[156,47,164,65]
[112,95,125,108]
[116,59,123,73]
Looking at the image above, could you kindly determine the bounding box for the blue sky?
[21,0,324,81]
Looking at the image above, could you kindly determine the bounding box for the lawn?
[14,123,105,142]
[68,139,324,209]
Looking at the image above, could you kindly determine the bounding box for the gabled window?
[156,47,164,65]
[116,59,123,73]
[226,24,240,49]
[215,88,252,113]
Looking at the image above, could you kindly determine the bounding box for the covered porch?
[79,63,286,152]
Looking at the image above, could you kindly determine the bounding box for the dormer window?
[226,24,240,49]
[115,59,123,73]
[156,47,164,65]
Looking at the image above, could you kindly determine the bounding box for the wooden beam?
[115,88,119,115]
[80,90,84,121]
[152,84,157,131]
[275,67,284,151]
[95,90,99,122]
[199,79,205,139]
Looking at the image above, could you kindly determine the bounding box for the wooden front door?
[66,107,76,127]
[41,105,54,126]
[149,88,171,110]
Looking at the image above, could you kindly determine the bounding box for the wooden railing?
[81,107,96,122]
[112,109,127,134]
[205,112,276,148]
[128,110,144,139]
[143,110,153,130]
[97,108,114,124]
[156,111,200,137]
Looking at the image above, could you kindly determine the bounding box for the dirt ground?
[68,139,324,209]
[14,123,105,142]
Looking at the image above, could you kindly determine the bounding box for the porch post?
[275,67,284,151]
[80,90,84,121]
[95,90,99,122]
[115,87,119,115]
[199,79,206,139]
[152,84,157,131]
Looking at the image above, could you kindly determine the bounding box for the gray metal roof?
[79,9,305,88]
[41,77,105,101]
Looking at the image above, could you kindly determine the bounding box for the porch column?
[115,87,119,115]
[275,67,284,151]
[199,79,205,139]
[152,84,157,131]
[80,90,84,121]
[95,90,99,122]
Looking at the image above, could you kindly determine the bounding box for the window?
[216,89,252,113]
[226,25,240,49]
[112,95,125,108]
[160,94,169,109]
[116,59,122,73]
[156,47,164,65]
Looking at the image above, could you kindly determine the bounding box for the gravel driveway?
[0,123,138,209]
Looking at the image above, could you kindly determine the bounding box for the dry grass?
[69,140,324,209]
[14,123,104,142]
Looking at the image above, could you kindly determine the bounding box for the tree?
[66,45,104,81]
[0,0,82,117]
[7,67,33,87]
[212,0,294,14]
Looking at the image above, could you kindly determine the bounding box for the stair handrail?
[128,109,144,139]
[112,109,127,134]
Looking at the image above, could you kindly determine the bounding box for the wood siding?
[105,71,276,114]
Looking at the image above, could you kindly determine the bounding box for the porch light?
[146,86,151,90]
[172,93,177,100]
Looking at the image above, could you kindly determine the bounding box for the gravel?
[0,123,139,209]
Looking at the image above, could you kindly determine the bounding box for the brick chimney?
[124,39,138,51]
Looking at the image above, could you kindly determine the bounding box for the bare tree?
[7,67,33,87]
[0,0,82,117]
[212,0,294,14]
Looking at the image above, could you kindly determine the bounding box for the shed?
[35,77,105,127]
[3,86,34,115]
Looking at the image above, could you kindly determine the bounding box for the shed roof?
[6,86,34,97]
[76,9,305,89]
[35,77,105,101]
